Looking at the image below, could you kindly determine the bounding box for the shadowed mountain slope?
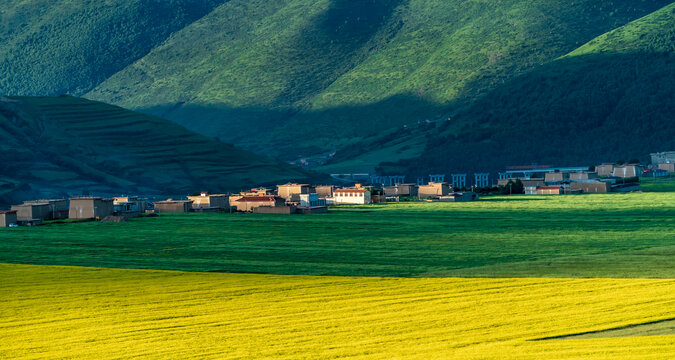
[392,3,675,175]
[0,96,320,205]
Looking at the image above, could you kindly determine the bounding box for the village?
[1,151,673,228]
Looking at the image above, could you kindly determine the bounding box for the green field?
[2,264,674,359]
[1,193,673,277]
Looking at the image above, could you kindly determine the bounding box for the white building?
[333,188,371,205]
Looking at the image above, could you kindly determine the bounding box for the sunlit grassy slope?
[0,0,225,95]
[0,96,319,204]
[1,263,674,359]
[86,0,671,157]
[1,193,673,277]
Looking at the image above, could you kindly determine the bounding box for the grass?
[1,192,673,277]
[84,0,671,158]
[641,176,675,192]
[0,96,319,203]
[1,263,674,359]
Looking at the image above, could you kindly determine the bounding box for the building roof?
[154,200,193,204]
[334,188,368,194]
[538,186,563,190]
[0,210,17,214]
[236,196,284,202]
[69,197,105,200]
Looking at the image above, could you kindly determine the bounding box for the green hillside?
[85,0,672,159]
[0,0,225,95]
[0,96,319,205]
[389,3,675,175]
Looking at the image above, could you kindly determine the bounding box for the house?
[569,172,597,181]
[241,188,275,196]
[0,210,17,227]
[277,183,313,202]
[333,188,371,205]
[187,193,229,210]
[644,168,669,178]
[418,182,451,198]
[438,192,478,202]
[570,181,610,193]
[253,205,296,215]
[595,164,615,176]
[315,185,335,198]
[544,172,566,183]
[22,199,68,220]
[11,203,51,222]
[235,196,286,212]
[536,186,563,195]
[69,197,114,219]
[113,197,147,214]
[613,165,643,178]
[658,163,675,173]
[497,178,545,187]
[153,200,193,213]
[299,193,326,208]
[524,186,538,195]
[384,184,418,197]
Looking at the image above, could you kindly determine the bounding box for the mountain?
[0,0,225,96]
[0,96,320,205]
[84,0,672,160]
[383,2,675,176]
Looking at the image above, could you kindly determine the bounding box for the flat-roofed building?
[11,203,51,222]
[384,184,418,197]
[69,197,114,219]
[277,183,313,202]
[333,188,371,205]
[418,182,451,198]
[315,185,335,198]
[187,193,229,210]
[153,200,193,213]
[113,197,147,214]
[658,163,675,173]
[544,172,566,183]
[570,181,611,193]
[595,164,615,176]
[439,192,478,202]
[235,196,286,212]
[0,210,17,227]
[537,186,563,195]
[613,165,643,178]
[22,199,68,220]
[570,172,597,181]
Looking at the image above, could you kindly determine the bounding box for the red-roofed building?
[235,196,286,212]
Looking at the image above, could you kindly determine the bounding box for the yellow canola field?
[1,263,674,359]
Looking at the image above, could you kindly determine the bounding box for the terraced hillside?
[0,96,318,205]
[85,0,672,158]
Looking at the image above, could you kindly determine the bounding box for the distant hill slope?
[0,0,225,96]
[85,0,672,158]
[0,96,319,205]
[390,3,675,175]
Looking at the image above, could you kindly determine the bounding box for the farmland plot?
[1,264,674,359]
